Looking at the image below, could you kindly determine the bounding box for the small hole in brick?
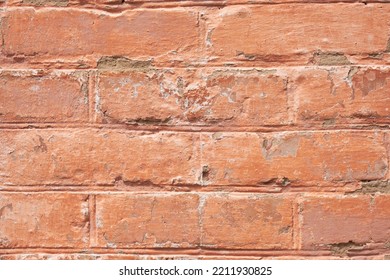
[202,166,210,182]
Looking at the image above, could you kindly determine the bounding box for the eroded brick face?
[1,0,390,260]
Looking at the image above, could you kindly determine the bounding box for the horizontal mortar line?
[0,188,361,194]
[0,123,390,132]
[0,181,365,189]
[2,63,390,71]
[0,248,345,254]
[3,1,390,12]
[0,247,388,257]
[0,180,363,187]
[0,65,390,71]
[0,186,380,195]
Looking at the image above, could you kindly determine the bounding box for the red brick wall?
[1,0,390,260]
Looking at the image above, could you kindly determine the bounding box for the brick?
[0,71,88,123]
[292,67,390,124]
[0,193,89,248]
[0,130,199,185]
[301,195,390,249]
[371,195,390,242]
[201,131,387,185]
[0,254,104,260]
[301,196,371,249]
[95,193,199,248]
[3,8,198,60]
[0,254,195,260]
[201,194,293,249]
[8,0,386,6]
[97,69,288,126]
[7,0,68,6]
[206,4,390,63]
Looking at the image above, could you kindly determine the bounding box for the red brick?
[0,193,89,248]
[0,130,199,185]
[301,195,371,249]
[3,8,198,60]
[97,69,288,126]
[206,4,390,63]
[371,195,390,242]
[0,254,104,260]
[201,194,293,249]
[95,193,199,248]
[7,0,68,6]
[301,195,390,249]
[0,71,88,123]
[291,67,390,124]
[201,131,387,185]
[7,0,386,6]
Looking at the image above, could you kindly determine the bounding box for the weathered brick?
[0,71,88,123]
[201,131,387,185]
[1,0,389,260]
[95,193,199,248]
[97,69,288,126]
[3,8,198,60]
[371,195,390,242]
[0,193,89,248]
[0,130,199,185]
[7,0,68,6]
[0,254,153,260]
[201,194,293,249]
[291,67,390,124]
[8,0,387,6]
[0,254,104,260]
[301,195,390,249]
[301,196,371,249]
[206,4,390,63]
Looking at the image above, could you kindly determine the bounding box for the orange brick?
[3,8,198,60]
[206,4,390,63]
[291,67,390,124]
[201,131,387,185]
[0,254,105,260]
[0,193,89,248]
[0,71,88,123]
[201,194,293,249]
[95,193,200,248]
[97,69,288,126]
[7,0,69,6]
[7,0,382,7]
[371,195,390,242]
[301,195,390,249]
[0,130,200,185]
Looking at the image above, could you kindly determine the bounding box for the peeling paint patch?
[261,134,300,160]
[312,52,351,66]
[97,56,153,71]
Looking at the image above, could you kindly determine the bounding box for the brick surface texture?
[0,0,390,260]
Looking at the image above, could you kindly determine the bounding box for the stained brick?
[0,193,89,248]
[301,195,390,249]
[291,67,390,124]
[201,131,387,185]
[95,193,200,248]
[0,130,200,185]
[201,194,293,249]
[3,8,198,60]
[207,4,390,63]
[97,69,288,126]
[0,71,88,123]
[371,195,390,242]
